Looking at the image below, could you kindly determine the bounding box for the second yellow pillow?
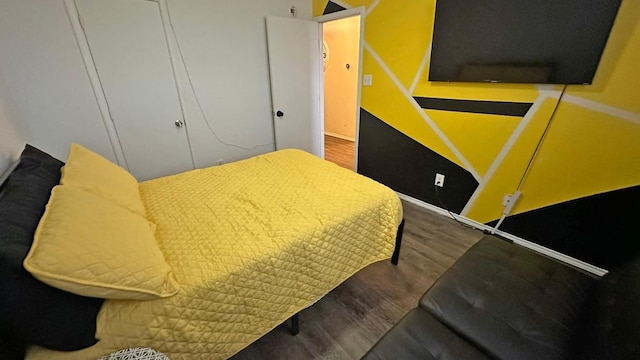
[61,143,147,217]
[24,186,179,300]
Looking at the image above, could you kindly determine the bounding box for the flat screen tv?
[428,0,622,84]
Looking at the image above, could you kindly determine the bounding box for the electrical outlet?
[502,191,522,215]
[434,173,445,187]
[217,159,223,165]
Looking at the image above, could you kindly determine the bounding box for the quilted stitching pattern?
[61,143,147,217]
[27,150,402,360]
[23,186,179,300]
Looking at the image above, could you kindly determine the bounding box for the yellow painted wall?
[313,0,640,224]
[513,0,640,215]
[323,16,360,140]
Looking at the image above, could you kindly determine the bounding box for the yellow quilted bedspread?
[27,149,402,359]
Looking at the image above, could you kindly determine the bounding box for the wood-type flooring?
[324,135,355,170]
[231,200,484,359]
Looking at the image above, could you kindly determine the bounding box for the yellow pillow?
[61,143,146,217]
[24,186,179,300]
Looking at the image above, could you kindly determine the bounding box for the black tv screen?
[428,0,622,84]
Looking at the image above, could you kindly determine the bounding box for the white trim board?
[396,192,608,277]
[315,7,365,172]
[324,131,355,142]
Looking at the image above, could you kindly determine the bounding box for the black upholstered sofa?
[363,235,640,360]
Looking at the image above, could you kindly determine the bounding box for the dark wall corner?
[357,108,478,214]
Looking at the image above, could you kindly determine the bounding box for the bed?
[1,144,402,360]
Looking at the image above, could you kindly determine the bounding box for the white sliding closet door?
[76,0,193,181]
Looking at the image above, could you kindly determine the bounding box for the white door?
[266,16,323,158]
[76,0,194,181]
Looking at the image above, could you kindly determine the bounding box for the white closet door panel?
[266,16,323,158]
[76,0,193,180]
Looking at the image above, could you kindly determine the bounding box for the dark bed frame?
[2,149,407,353]
[288,219,406,335]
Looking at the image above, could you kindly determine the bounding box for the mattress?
[27,149,403,359]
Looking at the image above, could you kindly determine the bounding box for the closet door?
[76,0,193,181]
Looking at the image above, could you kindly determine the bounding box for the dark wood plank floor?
[231,200,485,360]
[324,135,355,170]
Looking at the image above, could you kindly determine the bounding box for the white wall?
[165,0,312,167]
[0,0,312,173]
[323,16,359,141]
[0,0,118,163]
[0,71,26,176]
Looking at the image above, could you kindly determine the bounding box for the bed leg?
[289,313,300,336]
[391,219,405,266]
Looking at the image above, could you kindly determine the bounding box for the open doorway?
[318,11,362,171]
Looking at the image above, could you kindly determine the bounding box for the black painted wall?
[357,109,478,214]
[323,1,346,15]
[357,108,640,270]
[490,185,640,269]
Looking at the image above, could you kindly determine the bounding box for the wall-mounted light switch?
[363,74,373,86]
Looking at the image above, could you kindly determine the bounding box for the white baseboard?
[324,132,355,142]
[396,192,608,277]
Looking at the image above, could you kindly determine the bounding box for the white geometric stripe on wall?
[459,90,554,216]
[363,41,482,181]
[562,94,640,126]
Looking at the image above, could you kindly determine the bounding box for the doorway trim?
[314,6,365,171]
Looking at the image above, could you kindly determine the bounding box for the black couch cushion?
[419,236,595,360]
[0,145,104,351]
[577,256,640,360]
[362,308,491,360]
[0,327,26,360]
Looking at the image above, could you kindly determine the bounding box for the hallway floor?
[324,135,355,170]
